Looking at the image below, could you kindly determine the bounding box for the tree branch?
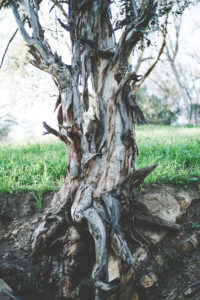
[111,1,156,74]
[0,28,18,69]
[135,13,168,91]
[42,121,70,144]
[172,13,182,60]
[131,0,138,17]
[23,0,40,38]
[10,0,31,43]
[10,0,50,62]
[50,0,69,21]
[134,214,182,232]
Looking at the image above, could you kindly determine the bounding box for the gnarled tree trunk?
[8,1,162,299]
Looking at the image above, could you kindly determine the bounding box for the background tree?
[0,0,198,299]
[134,3,200,125]
[136,87,176,124]
[0,112,16,141]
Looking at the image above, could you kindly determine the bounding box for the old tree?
[0,0,196,299]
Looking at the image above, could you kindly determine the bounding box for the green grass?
[0,125,200,193]
[0,142,67,193]
[136,125,200,187]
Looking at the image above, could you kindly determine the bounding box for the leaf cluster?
[114,0,199,32]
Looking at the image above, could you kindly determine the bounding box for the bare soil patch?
[0,186,200,300]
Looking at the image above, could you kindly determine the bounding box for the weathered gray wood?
[134,214,183,231]
[9,1,161,298]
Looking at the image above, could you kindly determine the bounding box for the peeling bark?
[6,1,178,299]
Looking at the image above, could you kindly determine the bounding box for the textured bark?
[7,1,176,299]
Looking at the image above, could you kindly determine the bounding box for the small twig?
[78,0,88,10]
[49,0,68,14]
[57,18,70,31]
[42,121,70,144]
[0,28,18,69]
[135,13,168,92]
[50,0,68,20]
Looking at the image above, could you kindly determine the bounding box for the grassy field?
[136,125,200,188]
[0,142,67,193]
[0,125,200,193]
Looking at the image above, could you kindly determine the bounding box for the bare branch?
[10,0,31,43]
[134,214,182,232]
[135,14,168,91]
[0,14,30,69]
[0,28,18,69]
[172,14,182,60]
[42,121,70,144]
[10,0,51,62]
[112,1,156,70]
[50,0,69,21]
[23,0,40,38]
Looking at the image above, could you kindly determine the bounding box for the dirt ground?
[0,185,200,300]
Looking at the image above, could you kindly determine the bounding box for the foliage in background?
[0,125,199,193]
[0,113,17,141]
[136,87,177,124]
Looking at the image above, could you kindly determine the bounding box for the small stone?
[0,279,13,300]
[140,272,158,289]
[136,191,181,244]
[137,192,180,222]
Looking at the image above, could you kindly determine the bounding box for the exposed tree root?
[134,214,182,232]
